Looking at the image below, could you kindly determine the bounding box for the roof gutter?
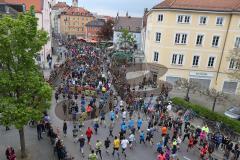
[215,13,233,84]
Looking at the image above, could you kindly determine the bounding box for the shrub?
[172,97,240,133]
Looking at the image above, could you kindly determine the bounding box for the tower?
[72,0,78,7]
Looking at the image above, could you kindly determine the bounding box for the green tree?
[118,28,136,50]
[175,78,200,102]
[200,88,227,112]
[0,7,52,158]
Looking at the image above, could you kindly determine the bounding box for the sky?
[63,0,161,17]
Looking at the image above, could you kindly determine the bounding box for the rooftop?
[114,16,143,33]
[63,6,93,16]
[1,0,42,13]
[153,0,240,12]
[52,2,69,10]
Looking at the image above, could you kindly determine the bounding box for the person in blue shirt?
[128,118,134,130]
[137,117,143,131]
[156,141,163,153]
[109,110,115,122]
[121,122,127,134]
[139,131,145,144]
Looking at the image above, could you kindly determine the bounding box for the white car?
[224,107,240,120]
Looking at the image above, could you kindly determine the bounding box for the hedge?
[172,97,240,134]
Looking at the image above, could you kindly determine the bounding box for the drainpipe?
[215,13,232,85]
[42,11,46,69]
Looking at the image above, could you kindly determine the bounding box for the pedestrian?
[72,125,78,143]
[137,117,143,131]
[62,103,67,115]
[109,122,114,137]
[78,134,85,157]
[139,130,145,144]
[55,92,59,103]
[121,137,129,158]
[129,133,135,149]
[93,119,99,135]
[37,122,43,140]
[95,140,103,159]
[86,127,93,144]
[112,136,120,158]
[104,137,111,154]
[5,146,16,160]
[186,134,194,152]
[63,120,67,137]
[88,150,98,160]
[157,151,165,160]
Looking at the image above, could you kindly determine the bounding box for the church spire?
[72,0,78,7]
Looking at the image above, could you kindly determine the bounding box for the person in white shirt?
[122,110,127,120]
[167,102,172,112]
[128,133,135,149]
[121,137,129,157]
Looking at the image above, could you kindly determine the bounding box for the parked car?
[224,106,240,120]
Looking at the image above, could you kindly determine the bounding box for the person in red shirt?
[199,144,208,160]
[157,151,166,160]
[187,134,194,152]
[86,127,93,144]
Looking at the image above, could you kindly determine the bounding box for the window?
[172,54,184,65]
[158,14,163,22]
[177,15,190,23]
[192,55,200,66]
[175,33,187,44]
[196,35,204,46]
[234,37,240,48]
[229,59,239,70]
[208,56,215,67]
[222,81,238,94]
[212,36,220,47]
[199,16,207,25]
[216,17,224,25]
[155,32,161,42]
[153,52,159,62]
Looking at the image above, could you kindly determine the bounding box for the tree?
[118,28,136,50]
[228,48,240,80]
[0,7,52,158]
[200,88,227,112]
[97,19,114,41]
[175,78,200,101]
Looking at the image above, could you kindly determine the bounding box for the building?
[52,2,69,35]
[0,2,25,15]
[3,0,52,65]
[144,0,240,94]
[113,14,143,50]
[59,6,94,38]
[85,19,105,42]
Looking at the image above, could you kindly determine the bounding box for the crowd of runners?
[4,39,240,160]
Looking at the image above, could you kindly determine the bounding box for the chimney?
[72,0,78,7]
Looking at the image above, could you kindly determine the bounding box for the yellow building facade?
[59,7,94,37]
[145,0,240,94]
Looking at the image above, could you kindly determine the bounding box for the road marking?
[183,156,191,160]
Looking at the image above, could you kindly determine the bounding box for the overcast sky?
[63,0,161,17]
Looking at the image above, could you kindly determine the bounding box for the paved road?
[0,46,232,160]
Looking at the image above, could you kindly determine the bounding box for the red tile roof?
[153,0,240,12]
[63,6,93,16]
[52,2,69,10]
[1,0,43,12]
